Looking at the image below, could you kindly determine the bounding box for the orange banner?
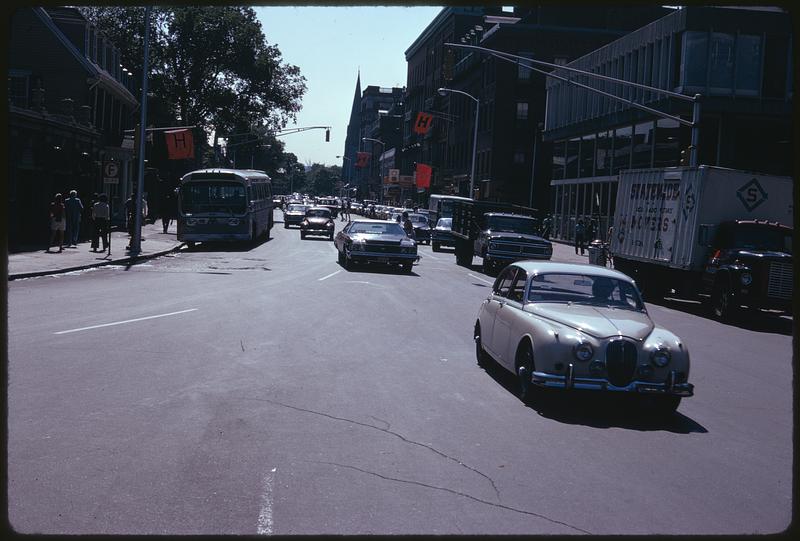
[356,152,370,168]
[415,163,431,189]
[413,112,433,135]
[165,129,194,160]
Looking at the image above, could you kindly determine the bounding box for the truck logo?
[682,184,696,220]
[737,178,768,212]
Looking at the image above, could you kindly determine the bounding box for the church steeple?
[343,70,363,197]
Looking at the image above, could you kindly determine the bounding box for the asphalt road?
[7,213,793,535]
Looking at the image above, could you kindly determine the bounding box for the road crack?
[309,460,592,534]
[240,396,501,502]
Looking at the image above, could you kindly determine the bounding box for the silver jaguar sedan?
[474,261,694,415]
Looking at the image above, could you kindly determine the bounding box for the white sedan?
[474,261,693,415]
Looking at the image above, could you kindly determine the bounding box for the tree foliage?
[78,6,306,137]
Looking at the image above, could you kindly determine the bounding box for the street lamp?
[362,137,385,203]
[439,87,479,199]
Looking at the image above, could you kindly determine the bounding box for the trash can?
[588,240,607,266]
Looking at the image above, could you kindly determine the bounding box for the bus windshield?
[181,182,247,215]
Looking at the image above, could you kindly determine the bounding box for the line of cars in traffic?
[279,196,694,417]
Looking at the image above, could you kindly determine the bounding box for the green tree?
[79,6,306,136]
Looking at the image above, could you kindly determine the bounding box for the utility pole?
[128,6,151,256]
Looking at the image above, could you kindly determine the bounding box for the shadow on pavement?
[648,294,793,336]
[339,261,419,277]
[479,357,708,434]
[183,236,273,253]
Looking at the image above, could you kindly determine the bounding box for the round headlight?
[651,348,671,367]
[574,342,593,362]
[740,272,752,286]
[327,221,334,227]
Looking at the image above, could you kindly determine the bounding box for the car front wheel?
[515,341,535,403]
[432,242,440,252]
[401,262,413,274]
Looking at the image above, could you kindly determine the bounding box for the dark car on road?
[334,219,420,273]
[431,217,455,251]
[408,213,432,245]
[300,207,336,240]
[283,203,309,228]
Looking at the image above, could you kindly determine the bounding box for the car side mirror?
[698,224,716,247]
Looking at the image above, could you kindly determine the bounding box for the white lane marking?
[318,270,342,281]
[344,280,372,285]
[54,308,198,335]
[257,467,277,535]
[468,273,494,285]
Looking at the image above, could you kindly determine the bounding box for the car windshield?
[306,209,330,218]
[436,218,452,229]
[287,204,308,212]
[349,222,405,235]
[528,273,644,310]
[409,214,428,224]
[729,225,792,254]
[487,216,539,235]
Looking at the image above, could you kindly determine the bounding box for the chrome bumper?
[531,368,694,397]
[349,250,420,263]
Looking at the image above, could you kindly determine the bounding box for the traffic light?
[325,129,330,142]
[443,48,454,82]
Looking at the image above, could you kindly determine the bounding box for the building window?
[612,126,632,174]
[708,32,735,92]
[516,102,528,120]
[595,130,612,176]
[565,137,580,178]
[653,118,680,168]
[8,72,30,108]
[514,151,526,164]
[579,134,595,178]
[552,141,565,180]
[518,52,534,80]
[631,121,654,169]
[680,31,708,88]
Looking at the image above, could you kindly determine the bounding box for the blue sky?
[255,6,443,167]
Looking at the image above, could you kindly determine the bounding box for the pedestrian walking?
[340,199,347,222]
[91,193,110,252]
[541,215,552,240]
[157,178,174,234]
[402,211,416,240]
[47,193,65,252]
[64,189,84,247]
[88,192,99,250]
[345,199,351,221]
[574,218,586,255]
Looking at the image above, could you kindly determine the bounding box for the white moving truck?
[610,166,792,319]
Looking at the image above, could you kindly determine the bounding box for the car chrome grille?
[605,340,637,387]
[767,261,792,299]
[364,242,402,254]
[493,242,548,255]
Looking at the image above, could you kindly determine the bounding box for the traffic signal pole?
[445,43,702,167]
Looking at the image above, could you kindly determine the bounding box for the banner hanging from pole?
[356,152,370,168]
[415,163,432,189]
[164,129,195,160]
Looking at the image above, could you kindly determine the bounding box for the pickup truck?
[450,199,552,274]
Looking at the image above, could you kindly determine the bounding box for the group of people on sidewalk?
[46,182,177,253]
[47,190,110,253]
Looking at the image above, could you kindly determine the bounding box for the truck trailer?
[609,166,792,319]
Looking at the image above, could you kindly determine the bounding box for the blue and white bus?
[177,168,274,245]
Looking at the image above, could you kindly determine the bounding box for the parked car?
[300,207,336,240]
[432,217,455,251]
[283,203,309,228]
[474,261,693,415]
[334,219,420,273]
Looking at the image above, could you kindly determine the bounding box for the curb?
[9,243,186,281]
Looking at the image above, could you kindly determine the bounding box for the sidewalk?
[8,221,185,280]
